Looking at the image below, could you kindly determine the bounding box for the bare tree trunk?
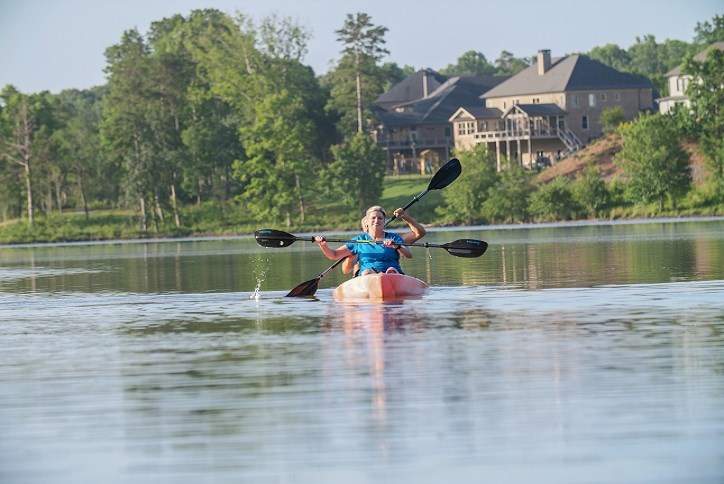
[140,197,148,232]
[77,167,89,220]
[355,52,363,133]
[170,180,181,228]
[295,173,305,223]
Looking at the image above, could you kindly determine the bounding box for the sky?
[0,0,721,94]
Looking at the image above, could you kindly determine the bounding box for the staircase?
[557,128,584,160]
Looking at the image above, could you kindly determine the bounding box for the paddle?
[285,157,462,297]
[255,229,488,258]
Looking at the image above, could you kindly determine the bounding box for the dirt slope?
[535,135,708,185]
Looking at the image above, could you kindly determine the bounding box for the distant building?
[370,69,509,174]
[450,50,656,170]
[658,41,724,114]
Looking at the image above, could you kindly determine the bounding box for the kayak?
[332,273,429,301]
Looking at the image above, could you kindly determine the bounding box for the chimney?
[537,49,551,75]
[422,70,429,98]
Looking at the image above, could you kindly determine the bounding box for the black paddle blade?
[443,239,489,258]
[285,277,320,297]
[255,229,298,248]
[428,158,461,191]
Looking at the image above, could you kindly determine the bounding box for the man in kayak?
[314,206,422,275]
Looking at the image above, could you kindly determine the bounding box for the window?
[582,115,589,130]
[532,97,540,104]
[571,94,579,108]
[600,93,607,102]
[614,92,621,102]
[457,122,475,136]
[589,94,596,107]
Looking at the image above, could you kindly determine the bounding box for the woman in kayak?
[314,206,422,275]
[341,206,426,275]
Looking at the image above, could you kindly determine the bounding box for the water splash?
[250,280,262,300]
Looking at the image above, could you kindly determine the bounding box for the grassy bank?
[0,175,439,244]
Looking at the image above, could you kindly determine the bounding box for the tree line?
[0,10,721,235]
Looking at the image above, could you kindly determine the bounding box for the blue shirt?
[345,232,405,275]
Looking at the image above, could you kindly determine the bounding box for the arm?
[341,255,358,274]
[314,236,352,261]
[394,208,427,244]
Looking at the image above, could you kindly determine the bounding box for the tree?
[234,91,318,227]
[53,88,108,219]
[0,87,56,224]
[101,28,157,231]
[482,160,533,223]
[693,14,724,46]
[587,44,631,72]
[493,50,530,76]
[324,132,386,215]
[599,106,626,134]
[332,12,389,134]
[440,51,495,76]
[684,44,724,202]
[572,162,610,218]
[616,113,691,211]
[530,176,580,222]
[435,145,497,224]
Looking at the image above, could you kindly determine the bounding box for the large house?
[449,50,656,170]
[370,69,509,174]
[658,41,724,114]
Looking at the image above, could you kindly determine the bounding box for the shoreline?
[2,214,723,249]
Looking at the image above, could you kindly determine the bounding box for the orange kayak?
[332,273,429,301]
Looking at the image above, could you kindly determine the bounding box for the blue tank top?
[345,232,405,275]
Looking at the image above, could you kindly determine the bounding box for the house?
[370,69,509,174]
[658,42,724,114]
[450,50,656,170]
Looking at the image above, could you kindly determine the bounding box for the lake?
[1,218,723,483]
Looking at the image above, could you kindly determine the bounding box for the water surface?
[1,218,723,482]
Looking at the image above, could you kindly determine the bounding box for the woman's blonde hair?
[362,206,386,230]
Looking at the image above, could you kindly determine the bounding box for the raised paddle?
[284,157,462,297]
[255,229,488,258]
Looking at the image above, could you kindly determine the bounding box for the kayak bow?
[332,273,428,301]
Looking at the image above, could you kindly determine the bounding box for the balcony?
[375,136,453,151]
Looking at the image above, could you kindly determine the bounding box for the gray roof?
[665,41,724,77]
[453,106,503,120]
[374,69,448,110]
[483,54,654,98]
[505,103,567,116]
[373,72,509,127]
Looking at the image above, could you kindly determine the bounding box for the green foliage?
[328,12,389,136]
[482,160,534,223]
[440,51,495,76]
[588,44,632,72]
[616,113,692,211]
[530,176,580,222]
[493,50,531,76]
[599,106,626,134]
[435,145,497,224]
[572,162,611,218]
[684,45,724,203]
[234,90,318,227]
[324,132,386,216]
[693,15,724,46]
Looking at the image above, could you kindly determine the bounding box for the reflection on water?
[1,219,723,482]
